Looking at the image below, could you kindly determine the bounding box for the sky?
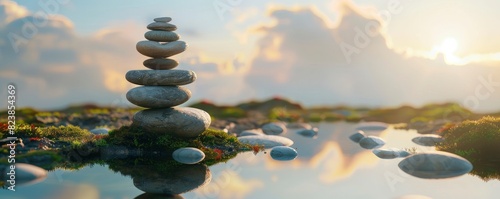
[1,0,500,112]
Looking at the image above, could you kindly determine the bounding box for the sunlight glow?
[440,37,458,55]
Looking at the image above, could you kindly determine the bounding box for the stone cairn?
[126,17,211,138]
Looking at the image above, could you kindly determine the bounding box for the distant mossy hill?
[235,97,304,113]
[2,100,500,124]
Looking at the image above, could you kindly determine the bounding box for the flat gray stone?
[398,150,411,157]
[133,164,211,195]
[359,136,385,149]
[147,22,177,31]
[133,107,211,138]
[143,58,178,70]
[412,134,444,146]
[296,128,318,138]
[355,122,388,131]
[238,135,293,149]
[262,122,287,135]
[136,40,186,58]
[373,148,409,159]
[126,86,191,108]
[239,129,264,137]
[172,147,205,164]
[126,70,196,86]
[90,128,109,135]
[145,30,180,42]
[349,130,366,143]
[153,17,172,23]
[398,151,473,179]
[270,146,298,161]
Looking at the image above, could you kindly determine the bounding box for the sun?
[440,37,458,55]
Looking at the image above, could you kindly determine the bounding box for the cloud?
[0,0,141,109]
[50,184,100,199]
[243,2,500,112]
[193,170,263,199]
[1,0,499,112]
[0,0,28,27]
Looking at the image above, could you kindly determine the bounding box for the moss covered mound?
[437,116,500,180]
[105,126,252,163]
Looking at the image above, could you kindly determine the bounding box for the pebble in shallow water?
[412,134,444,146]
[296,128,318,138]
[172,147,205,164]
[358,136,385,149]
[270,146,298,161]
[262,122,287,135]
[398,151,473,179]
[349,130,366,143]
[238,135,293,149]
[372,148,410,159]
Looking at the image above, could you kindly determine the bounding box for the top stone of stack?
[136,17,185,69]
[153,17,172,22]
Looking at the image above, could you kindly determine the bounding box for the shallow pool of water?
[2,122,499,199]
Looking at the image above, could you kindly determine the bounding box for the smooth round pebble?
[398,151,473,179]
[398,150,411,157]
[262,122,287,135]
[270,146,298,161]
[296,128,318,138]
[412,134,444,146]
[239,129,264,137]
[373,148,405,159]
[153,17,172,22]
[355,122,388,131]
[147,22,177,31]
[238,135,293,149]
[143,58,179,70]
[349,130,366,143]
[90,128,109,135]
[133,107,211,138]
[126,70,196,86]
[359,136,385,149]
[136,40,186,58]
[145,30,180,42]
[172,147,205,164]
[126,86,191,108]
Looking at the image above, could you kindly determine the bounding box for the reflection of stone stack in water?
[126,17,210,138]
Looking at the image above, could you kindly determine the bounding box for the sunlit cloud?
[194,170,263,199]
[1,0,500,111]
[50,183,100,199]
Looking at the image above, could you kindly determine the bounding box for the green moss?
[436,116,500,180]
[323,113,343,122]
[40,125,92,142]
[94,139,108,147]
[307,113,323,122]
[105,125,250,164]
[106,125,193,149]
[269,107,302,122]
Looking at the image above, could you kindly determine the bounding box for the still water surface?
[2,122,500,199]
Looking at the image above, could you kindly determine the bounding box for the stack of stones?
[126,17,211,138]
